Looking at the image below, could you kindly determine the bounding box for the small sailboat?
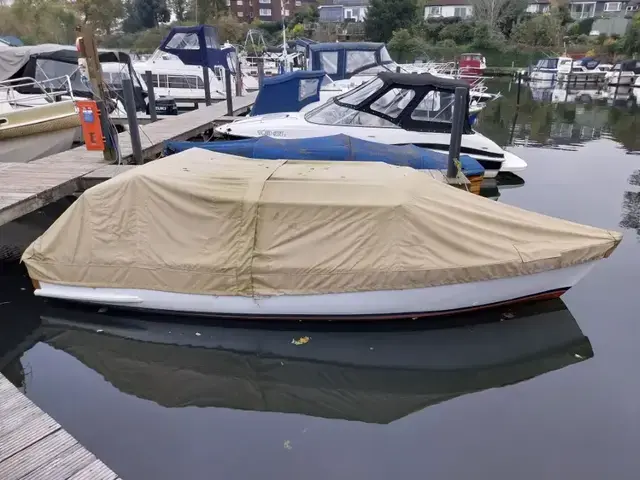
[22,149,621,319]
[216,72,526,178]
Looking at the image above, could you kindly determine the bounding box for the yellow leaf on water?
[291,336,310,346]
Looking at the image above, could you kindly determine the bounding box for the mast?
[281,0,288,72]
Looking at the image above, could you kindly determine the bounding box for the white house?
[424,0,473,19]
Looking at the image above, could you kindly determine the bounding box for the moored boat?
[216,72,526,178]
[22,149,622,319]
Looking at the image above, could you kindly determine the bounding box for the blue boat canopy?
[309,42,396,81]
[159,25,237,72]
[250,70,325,116]
[164,134,485,177]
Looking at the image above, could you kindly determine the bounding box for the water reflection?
[620,170,640,239]
[0,299,592,425]
[477,80,640,153]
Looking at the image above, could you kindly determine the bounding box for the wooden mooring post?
[225,69,234,116]
[122,78,143,165]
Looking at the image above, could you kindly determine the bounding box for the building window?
[236,0,242,4]
[453,6,468,17]
[570,2,596,19]
[345,8,353,18]
[259,0,270,3]
[237,10,244,16]
[429,6,441,16]
[284,8,290,15]
[542,5,549,12]
[295,0,301,5]
[226,0,230,5]
[259,8,272,15]
[604,2,621,11]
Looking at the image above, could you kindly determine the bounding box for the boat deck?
[0,373,122,480]
[0,93,257,227]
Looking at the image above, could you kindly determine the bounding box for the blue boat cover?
[164,134,485,177]
[159,25,236,71]
[251,70,325,116]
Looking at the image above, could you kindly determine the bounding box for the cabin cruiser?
[23,149,621,318]
[605,59,640,86]
[530,57,573,83]
[458,53,487,76]
[133,25,257,107]
[556,57,611,83]
[217,72,526,178]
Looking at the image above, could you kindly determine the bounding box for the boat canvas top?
[159,25,238,72]
[308,42,395,80]
[0,44,145,108]
[250,70,326,116]
[163,133,485,177]
[610,59,640,73]
[23,148,621,298]
[307,72,474,134]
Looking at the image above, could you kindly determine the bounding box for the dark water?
[1,79,640,479]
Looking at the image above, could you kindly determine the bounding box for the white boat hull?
[0,126,78,163]
[34,261,596,319]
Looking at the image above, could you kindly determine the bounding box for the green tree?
[169,0,188,21]
[511,14,562,47]
[122,0,170,33]
[621,14,640,56]
[75,0,124,35]
[388,28,425,61]
[364,0,418,43]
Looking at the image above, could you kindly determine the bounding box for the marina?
[1,18,640,480]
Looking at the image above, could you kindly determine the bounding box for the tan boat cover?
[22,148,622,296]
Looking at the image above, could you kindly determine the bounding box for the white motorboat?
[530,57,573,83]
[23,149,621,319]
[557,57,611,83]
[605,59,640,87]
[218,72,525,178]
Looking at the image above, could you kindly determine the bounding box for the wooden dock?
[0,92,257,228]
[0,373,121,480]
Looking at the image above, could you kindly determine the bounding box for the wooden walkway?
[0,374,121,480]
[0,92,257,227]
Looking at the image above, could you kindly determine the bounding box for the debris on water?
[0,301,10,306]
[291,336,310,346]
[20,288,25,291]
[98,307,108,313]
[96,329,103,333]
[195,332,201,337]
[284,440,292,450]
[280,361,285,366]
[574,353,585,360]
[369,347,374,351]
[501,312,515,320]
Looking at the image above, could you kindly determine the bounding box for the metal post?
[144,70,157,122]
[122,78,143,165]
[225,68,233,116]
[257,59,265,89]
[202,66,212,106]
[447,87,467,179]
[516,72,522,107]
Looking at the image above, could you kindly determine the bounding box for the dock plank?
[0,92,257,227]
[0,374,121,480]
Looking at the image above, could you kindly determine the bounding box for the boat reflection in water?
[39,299,591,424]
[479,172,526,201]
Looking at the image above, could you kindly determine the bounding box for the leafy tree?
[169,0,188,21]
[388,28,425,61]
[438,21,475,44]
[511,14,561,47]
[364,0,418,43]
[122,0,170,33]
[471,0,527,33]
[621,14,640,56]
[7,0,78,44]
[211,14,249,44]
[75,0,124,35]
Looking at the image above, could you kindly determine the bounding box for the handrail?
[0,75,75,106]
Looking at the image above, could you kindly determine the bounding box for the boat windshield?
[337,77,383,106]
[306,100,399,128]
